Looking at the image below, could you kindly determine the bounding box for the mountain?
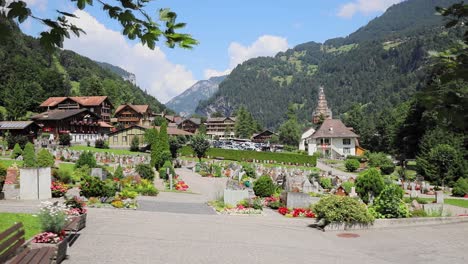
[196,0,460,129]
[0,16,170,120]
[166,75,226,116]
[95,61,137,85]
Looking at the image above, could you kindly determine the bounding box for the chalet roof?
[252,130,277,139]
[311,119,358,139]
[98,122,114,128]
[108,125,194,136]
[114,104,149,115]
[179,118,201,125]
[206,117,236,122]
[39,97,68,107]
[70,96,109,106]
[301,127,316,140]
[31,109,96,121]
[0,121,37,130]
[40,96,110,108]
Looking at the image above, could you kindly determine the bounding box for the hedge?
[179,146,317,166]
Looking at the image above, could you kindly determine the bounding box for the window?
[343,148,350,154]
[113,136,118,143]
[324,139,330,144]
[343,138,351,145]
[122,136,127,142]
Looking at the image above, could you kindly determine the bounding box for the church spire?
[312,86,332,124]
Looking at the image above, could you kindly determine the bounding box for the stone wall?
[19,168,51,200]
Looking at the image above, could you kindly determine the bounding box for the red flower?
[278,207,289,215]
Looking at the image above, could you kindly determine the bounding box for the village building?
[312,87,332,124]
[31,109,112,143]
[0,121,40,141]
[206,117,236,139]
[39,96,113,122]
[114,104,153,128]
[177,118,201,134]
[108,125,193,149]
[299,127,316,152]
[251,130,277,143]
[307,119,359,158]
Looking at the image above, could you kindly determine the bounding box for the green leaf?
[7,1,31,23]
[57,11,78,18]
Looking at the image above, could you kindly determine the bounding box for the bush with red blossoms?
[65,196,87,215]
[175,180,189,191]
[278,207,315,218]
[51,181,68,197]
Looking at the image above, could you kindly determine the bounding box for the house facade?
[31,109,111,144]
[108,125,193,149]
[39,96,113,122]
[0,121,40,142]
[251,130,277,143]
[307,119,359,158]
[177,118,201,134]
[206,117,236,139]
[114,104,153,128]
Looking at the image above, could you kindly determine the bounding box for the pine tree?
[36,148,55,167]
[11,143,22,159]
[114,165,124,179]
[22,142,36,168]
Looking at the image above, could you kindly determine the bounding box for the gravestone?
[302,179,313,193]
[435,191,444,204]
[349,186,358,198]
[285,192,313,208]
[91,168,106,180]
[410,183,419,198]
[224,189,249,206]
[19,168,51,200]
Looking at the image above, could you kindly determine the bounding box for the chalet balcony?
[117,117,140,122]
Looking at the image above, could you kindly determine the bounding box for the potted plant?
[65,196,88,231]
[31,201,69,263]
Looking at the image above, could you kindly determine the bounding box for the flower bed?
[220,205,263,215]
[278,207,315,218]
[51,181,69,198]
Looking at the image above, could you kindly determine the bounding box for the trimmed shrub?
[130,136,140,152]
[179,146,317,166]
[114,165,124,180]
[380,163,396,175]
[159,161,175,180]
[75,151,97,169]
[136,164,154,181]
[95,138,109,149]
[55,168,72,184]
[22,142,36,168]
[80,176,118,198]
[371,184,409,219]
[313,195,374,225]
[253,175,276,197]
[355,168,385,204]
[341,181,355,194]
[36,148,55,167]
[319,178,332,190]
[11,143,22,159]
[59,134,71,146]
[345,159,360,172]
[452,178,468,197]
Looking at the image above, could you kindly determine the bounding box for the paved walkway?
[316,160,357,179]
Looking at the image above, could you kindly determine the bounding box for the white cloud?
[63,10,196,103]
[24,0,48,11]
[338,0,403,18]
[204,35,288,79]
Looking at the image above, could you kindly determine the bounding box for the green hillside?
[0,16,168,121]
[196,0,461,129]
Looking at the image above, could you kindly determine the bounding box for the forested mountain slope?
[0,17,169,120]
[166,75,226,116]
[196,0,461,129]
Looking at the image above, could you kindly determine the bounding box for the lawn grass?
[0,158,23,168]
[0,213,42,239]
[69,146,148,156]
[445,199,468,208]
[58,162,75,173]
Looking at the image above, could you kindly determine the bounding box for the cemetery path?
[64,208,468,264]
[316,160,357,179]
[137,168,226,215]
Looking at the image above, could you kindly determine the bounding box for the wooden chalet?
[40,96,113,122]
[251,130,277,143]
[114,104,153,128]
[177,118,201,134]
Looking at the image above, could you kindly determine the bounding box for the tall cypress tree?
[22,142,36,168]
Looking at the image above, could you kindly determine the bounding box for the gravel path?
[316,160,357,179]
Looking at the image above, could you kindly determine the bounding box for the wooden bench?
[0,222,55,264]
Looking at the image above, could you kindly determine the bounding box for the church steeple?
[312,86,332,124]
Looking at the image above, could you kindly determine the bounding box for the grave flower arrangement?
[264,195,282,209]
[278,207,315,218]
[33,201,70,243]
[65,196,87,215]
[51,181,68,197]
[175,180,189,191]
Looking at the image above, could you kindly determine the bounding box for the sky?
[18,0,403,103]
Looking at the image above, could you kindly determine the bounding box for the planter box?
[65,213,87,232]
[30,236,68,263]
